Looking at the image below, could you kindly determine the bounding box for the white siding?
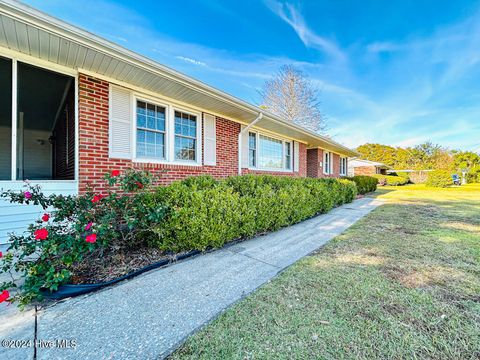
[0,181,77,245]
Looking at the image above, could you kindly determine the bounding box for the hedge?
[151,175,357,252]
[343,175,377,194]
[0,172,358,305]
[372,174,409,186]
[426,170,453,188]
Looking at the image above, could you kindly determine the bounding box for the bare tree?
[259,65,325,133]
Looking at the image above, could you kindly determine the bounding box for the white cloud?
[265,1,346,61]
[175,56,207,67]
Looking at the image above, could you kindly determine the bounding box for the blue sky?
[24,0,480,151]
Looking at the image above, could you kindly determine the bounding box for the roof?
[349,159,391,169]
[0,0,358,157]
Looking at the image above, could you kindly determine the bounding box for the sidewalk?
[0,197,384,360]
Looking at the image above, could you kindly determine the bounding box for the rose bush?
[0,169,166,306]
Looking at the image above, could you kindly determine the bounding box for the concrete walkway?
[0,197,383,360]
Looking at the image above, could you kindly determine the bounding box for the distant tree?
[260,65,325,133]
[453,151,480,183]
[356,142,453,170]
[410,142,446,169]
[356,143,397,167]
[453,151,480,170]
[395,148,412,169]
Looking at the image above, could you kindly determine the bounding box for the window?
[340,157,347,176]
[248,131,292,171]
[285,142,291,170]
[259,135,283,169]
[133,99,200,164]
[136,101,166,159]
[324,151,331,174]
[174,110,197,161]
[248,132,256,167]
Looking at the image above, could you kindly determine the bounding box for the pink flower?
[111,170,120,177]
[42,213,50,222]
[34,228,49,241]
[85,222,93,231]
[24,191,32,199]
[0,251,2,258]
[85,234,97,244]
[0,290,9,303]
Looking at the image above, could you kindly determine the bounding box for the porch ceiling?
[0,0,358,157]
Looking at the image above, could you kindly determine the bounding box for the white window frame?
[248,132,257,168]
[0,52,79,184]
[323,151,332,175]
[284,142,292,171]
[134,98,168,161]
[248,131,293,172]
[132,94,202,166]
[340,157,347,176]
[172,107,201,163]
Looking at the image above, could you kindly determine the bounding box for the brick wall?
[332,153,341,177]
[306,148,341,178]
[353,166,376,176]
[307,148,320,178]
[78,74,307,192]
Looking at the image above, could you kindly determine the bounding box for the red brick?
[78,73,312,193]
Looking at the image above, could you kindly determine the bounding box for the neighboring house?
[348,159,390,176]
[0,1,357,244]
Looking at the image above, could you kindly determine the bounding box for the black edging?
[40,250,201,300]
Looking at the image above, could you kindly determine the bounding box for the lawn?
[171,184,480,359]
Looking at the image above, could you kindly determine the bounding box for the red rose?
[42,213,50,222]
[34,228,49,240]
[91,194,102,203]
[0,251,2,258]
[135,181,144,189]
[85,222,93,231]
[0,290,9,303]
[85,233,97,244]
[111,170,120,177]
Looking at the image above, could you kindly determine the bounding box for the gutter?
[238,113,263,175]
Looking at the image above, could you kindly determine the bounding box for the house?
[347,159,390,176]
[0,0,357,244]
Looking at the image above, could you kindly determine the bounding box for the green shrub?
[372,174,408,186]
[426,170,453,188]
[1,172,358,305]
[395,172,411,182]
[151,175,357,252]
[344,175,377,194]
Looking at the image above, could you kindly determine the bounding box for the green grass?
[171,184,480,359]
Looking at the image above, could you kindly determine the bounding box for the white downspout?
[238,113,263,175]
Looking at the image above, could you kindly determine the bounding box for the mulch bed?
[68,247,187,284]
